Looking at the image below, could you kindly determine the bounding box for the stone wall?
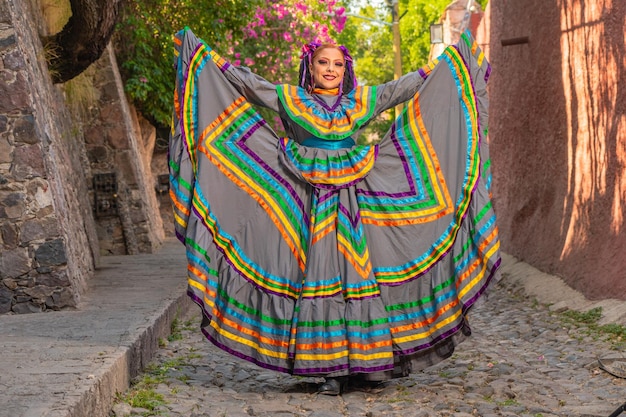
[0,0,168,314]
[480,1,626,300]
[0,0,99,313]
[83,45,164,255]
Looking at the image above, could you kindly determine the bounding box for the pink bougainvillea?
[224,0,347,132]
[234,0,347,74]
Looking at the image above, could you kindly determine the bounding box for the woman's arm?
[373,70,428,113]
[223,66,281,112]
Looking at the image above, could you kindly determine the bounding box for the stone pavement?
[0,239,191,417]
[1,240,625,417]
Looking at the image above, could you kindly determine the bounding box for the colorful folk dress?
[169,28,501,380]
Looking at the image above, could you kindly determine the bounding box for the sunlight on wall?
[38,0,69,32]
[614,115,626,231]
[560,0,625,258]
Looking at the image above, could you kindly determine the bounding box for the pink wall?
[478,0,626,300]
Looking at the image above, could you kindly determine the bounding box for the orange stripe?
[348,339,393,350]
[169,190,190,216]
[212,308,289,348]
[362,209,449,226]
[296,340,348,350]
[301,149,375,179]
[338,243,372,279]
[198,149,306,273]
[390,299,459,334]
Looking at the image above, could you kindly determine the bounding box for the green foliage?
[115,352,203,413]
[335,0,490,138]
[558,307,626,350]
[115,0,263,127]
[399,0,451,71]
[337,4,394,86]
[123,388,164,411]
[115,0,489,133]
[561,307,603,324]
[115,1,343,129]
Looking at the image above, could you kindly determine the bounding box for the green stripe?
[191,193,298,297]
[472,200,492,226]
[216,286,292,326]
[337,221,367,254]
[386,276,454,312]
[277,86,378,140]
[212,107,308,251]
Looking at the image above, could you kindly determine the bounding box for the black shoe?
[318,377,345,396]
[350,374,385,391]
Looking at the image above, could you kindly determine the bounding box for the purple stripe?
[187,288,213,321]
[189,205,300,299]
[311,90,343,112]
[293,363,349,375]
[358,125,417,198]
[395,258,500,356]
[462,257,501,310]
[317,187,335,205]
[219,61,231,72]
[241,133,308,222]
[175,229,185,244]
[397,320,465,355]
[337,201,362,229]
[202,327,292,374]
[349,364,395,374]
[301,291,382,301]
[178,43,204,158]
[281,140,375,191]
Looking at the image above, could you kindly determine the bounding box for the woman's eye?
[335,62,344,67]
[317,60,328,65]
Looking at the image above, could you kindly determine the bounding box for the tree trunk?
[42,0,122,84]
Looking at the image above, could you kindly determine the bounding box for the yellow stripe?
[173,211,187,228]
[303,151,376,185]
[204,147,305,270]
[196,100,307,272]
[312,213,336,235]
[209,320,289,359]
[295,350,349,361]
[458,240,500,299]
[337,234,372,274]
[280,86,372,135]
[192,195,300,296]
[477,51,484,67]
[349,351,394,361]
[393,308,462,344]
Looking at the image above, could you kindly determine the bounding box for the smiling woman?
[309,45,346,90]
[169,28,501,396]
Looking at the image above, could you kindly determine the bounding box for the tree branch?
[42,0,123,84]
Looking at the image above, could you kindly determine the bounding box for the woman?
[169,28,501,395]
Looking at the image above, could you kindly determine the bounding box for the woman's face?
[310,47,345,90]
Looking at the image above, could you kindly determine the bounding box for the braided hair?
[298,43,357,95]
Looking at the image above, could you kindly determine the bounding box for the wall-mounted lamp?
[430,23,444,44]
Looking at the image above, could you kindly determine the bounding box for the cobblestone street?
[110,278,626,417]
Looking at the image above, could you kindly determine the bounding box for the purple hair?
[298,42,357,95]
